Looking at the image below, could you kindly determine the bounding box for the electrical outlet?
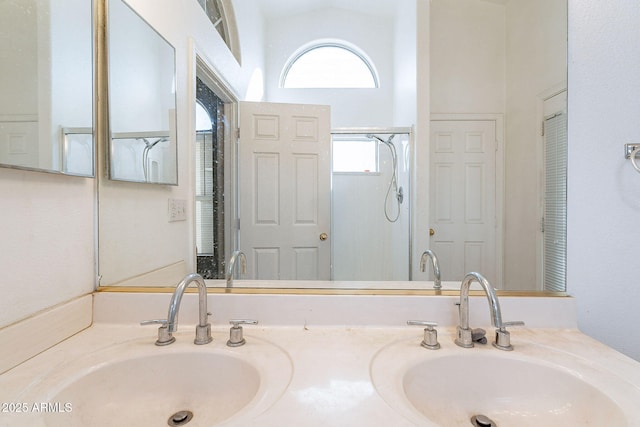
[168,198,187,222]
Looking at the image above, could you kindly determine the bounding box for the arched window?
[197,0,241,64]
[281,43,378,89]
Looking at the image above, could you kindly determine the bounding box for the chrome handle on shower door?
[319,232,328,241]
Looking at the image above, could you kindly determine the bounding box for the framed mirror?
[106,0,178,185]
[0,0,94,177]
[96,0,567,294]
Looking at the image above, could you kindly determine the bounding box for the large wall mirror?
[0,0,94,177]
[97,0,567,294]
[106,0,178,185]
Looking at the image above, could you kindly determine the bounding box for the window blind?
[543,112,567,292]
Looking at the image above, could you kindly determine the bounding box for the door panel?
[239,101,331,280]
[430,120,498,285]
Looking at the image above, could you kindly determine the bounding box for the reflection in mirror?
[107,0,178,184]
[0,0,94,177]
[98,0,190,289]
[195,77,228,279]
[332,131,411,281]
[97,0,567,294]
[224,0,566,291]
[61,128,94,176]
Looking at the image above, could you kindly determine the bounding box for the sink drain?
[168,410,194,426]
[471,414,497,427]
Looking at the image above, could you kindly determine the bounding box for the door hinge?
[236,218,241,230]
[236,128,240,139]
[541,121,545,137]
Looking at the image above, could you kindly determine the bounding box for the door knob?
[319,232,328,241]
[429,228,435,236]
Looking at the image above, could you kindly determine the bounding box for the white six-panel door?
[430,119,500,285]
[239,101,331,280]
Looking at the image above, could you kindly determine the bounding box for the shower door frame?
[331,126,415,281]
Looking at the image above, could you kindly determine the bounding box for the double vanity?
[1,284,639,427]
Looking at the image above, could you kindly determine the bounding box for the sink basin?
[19,333,292,427]
[404,354,625,426]
[371,333,640,426]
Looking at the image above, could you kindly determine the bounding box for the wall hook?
[624,144,640,173]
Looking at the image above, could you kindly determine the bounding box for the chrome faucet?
[420,250,442,290]
[455,272,524,351]
[226,250,247,288]
[141,273,212,346]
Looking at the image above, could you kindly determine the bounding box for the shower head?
[367,134,395,145]
[140,137,168,149]
[366,133,383,143]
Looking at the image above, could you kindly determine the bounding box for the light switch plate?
[168,198,187,222]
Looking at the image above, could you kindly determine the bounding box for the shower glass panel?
[331,131,411,281]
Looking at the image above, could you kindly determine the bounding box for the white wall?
[393,1,417,127]
[50,0,93,136]
[232,0,266,101]
[0,1,39,117]
[1,1,45,170]
[108,0,174,134]
[503,0,567,290]
[430,0,506,114]
[568,0,640,361]
[262,7,395,127]
[0,169,95,328]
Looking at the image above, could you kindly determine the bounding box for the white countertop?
[2,322,640,426]
[1,292,639,426]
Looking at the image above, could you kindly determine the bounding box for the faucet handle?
[407,320,437,328]
[493,320,525,351]
[502,320,525,327]
[194,322,213,346]
[227,319,258,347]
[140,319,167,326]
[140,319,176,346]
[407,320,440,350]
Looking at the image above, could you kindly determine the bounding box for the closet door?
[430,119,499,285]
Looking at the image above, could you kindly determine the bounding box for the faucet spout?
[226,250,247,288]
[455,272,524,350]
[420,250,442,290]
[459,272,502,330]
[167,273,212,345]
[455,272,502,348]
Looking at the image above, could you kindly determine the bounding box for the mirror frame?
[104,0,179,185]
